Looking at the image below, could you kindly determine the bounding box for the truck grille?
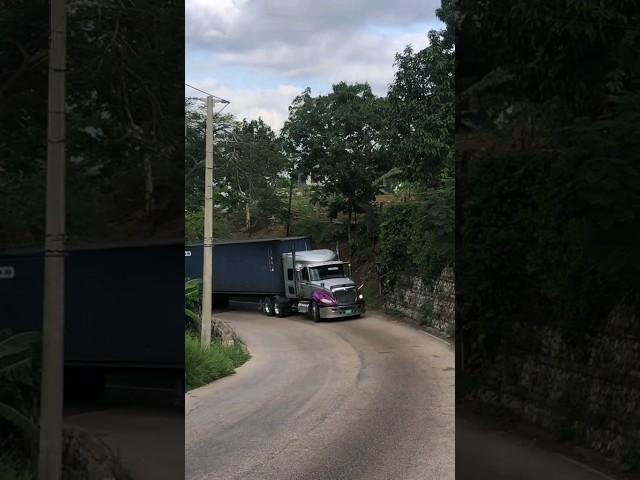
[333,287,357,305]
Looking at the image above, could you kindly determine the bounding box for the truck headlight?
[320,298,335,305]
[358,293,364,300]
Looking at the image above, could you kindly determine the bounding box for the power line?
[185,83,230,104]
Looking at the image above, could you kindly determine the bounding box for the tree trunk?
[144,153,154,214]
[245,202,251,234]
[285,174,294,236]
[347,208,352,259]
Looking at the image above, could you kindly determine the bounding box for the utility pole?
[201,96,214,346]
[38,0,66,478]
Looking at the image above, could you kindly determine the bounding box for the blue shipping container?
[0,241,183,367]
[185,236,313,295]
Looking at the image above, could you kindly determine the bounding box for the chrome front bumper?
[319,302,364,319]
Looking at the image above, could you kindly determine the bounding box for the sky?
[186,0,443,131]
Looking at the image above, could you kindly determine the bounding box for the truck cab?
[280,249,365,320]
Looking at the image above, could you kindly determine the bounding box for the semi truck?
[185,236,365,321]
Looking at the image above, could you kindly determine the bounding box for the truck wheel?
[310,301,321,322]
[273,299,285,318]
[263,297,275,317]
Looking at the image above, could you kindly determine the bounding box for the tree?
[387,0,454,185]
[281,82,389,243]
[184,97,236,213]
[0,0,184,248]
[216,118,288,233]
[457,0,640,115]
[184,103,288,238]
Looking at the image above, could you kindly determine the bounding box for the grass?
[185,334,250,391]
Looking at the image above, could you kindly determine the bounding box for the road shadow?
[219,300,364,324]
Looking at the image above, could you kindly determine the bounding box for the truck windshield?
[309,264,346,281]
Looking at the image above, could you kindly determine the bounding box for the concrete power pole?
[201,96,214,346]
[38,0,66,478]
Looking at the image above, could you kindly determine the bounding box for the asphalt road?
[185,305,455,480]
[456,417,620,480]
[65,376,184,479]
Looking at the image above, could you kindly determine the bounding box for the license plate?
[344,309,352,315]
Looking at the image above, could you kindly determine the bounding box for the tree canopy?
[1,0,184,248]
[388,0,454,184]
[281,82,389,220]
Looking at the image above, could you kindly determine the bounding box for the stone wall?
[384,267,455,338]
[471,300,640,467]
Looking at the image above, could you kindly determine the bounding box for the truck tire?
[310,301,321,322]
[273,299,285,317]
[263,296,275,317]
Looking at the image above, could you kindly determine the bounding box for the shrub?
[184,279,202,333]
[380,177,454,287]
[0,331,40,460]
[184,334,249,390]
[0,453,32,480]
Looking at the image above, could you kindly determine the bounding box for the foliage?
[0,453,32,480]
[282,83,389,221]
[392,181,426,203]
[388,0,454,185]
[185,206,237,243]
[185,101,288,235]
[458,0,640,364]
[0,1,184,249]
[380,178,454,287]
[184,334,249,390]
[458,0,640,115]
[217,118,288,229]
[0,331,40,456]
[376,0,455,295]
[184,279,202,333]
[286,192,341,244]
[185,97,237,212]
[185,208,205,244]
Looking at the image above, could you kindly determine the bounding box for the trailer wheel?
[310,301,321,322]
[263,297,275,317]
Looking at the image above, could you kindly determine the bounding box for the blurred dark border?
[1,1,185,477]
[456,1,640,478]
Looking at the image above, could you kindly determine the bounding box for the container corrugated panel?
[0,242,183,367]
[185,236,313,295]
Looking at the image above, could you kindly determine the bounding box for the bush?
[184,334,249,390]
[380,177,454,287]
[184,279,202,333]
[185,207,238,243]
[0,331,40,462]
[459,130,640,365]
[0,453,31,480]
[288,192,341,243]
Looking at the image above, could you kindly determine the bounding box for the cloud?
[216,29,429,94]
[186,0,443,129]
[188,80,302,132]
[187,0,440,51]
